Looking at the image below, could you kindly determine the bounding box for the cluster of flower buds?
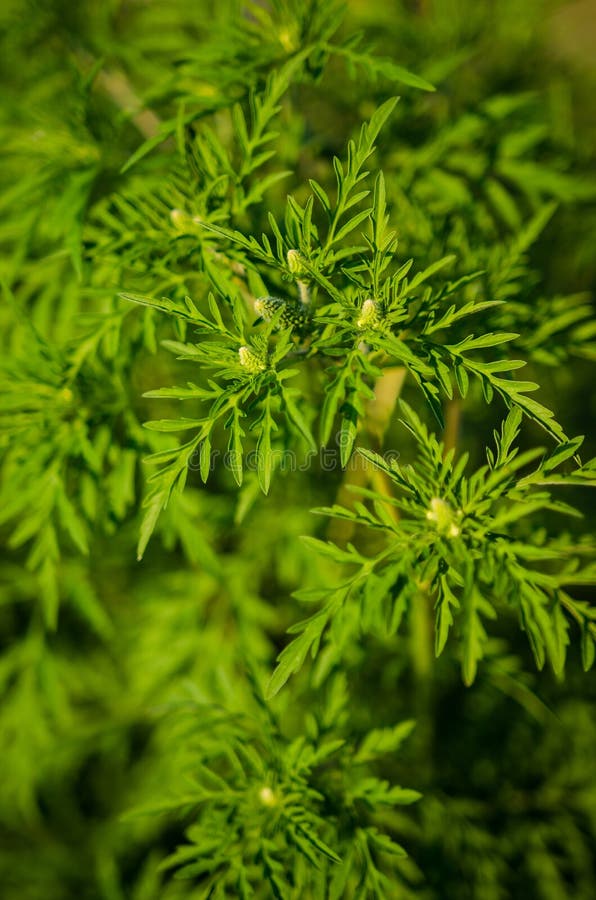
[356,298,383,330]
[238,345,266,373]
[425,497,461,538]
[254,296,310,332]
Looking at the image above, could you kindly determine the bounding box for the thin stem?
[410,591,433,681]
[443,398,462,456]
[297,280,311,306]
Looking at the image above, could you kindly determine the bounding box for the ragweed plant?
[1,1,595,899]
[267,403,595,696]
[129,99,576,560]
[130,675,421,899]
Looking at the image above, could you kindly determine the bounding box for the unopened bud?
[238,345,266,373]
[254,296,310,332]
[426,497,461,537]
[356,298,383,330]
[259,786,278,807]
[287,249,307,277]
[170,209,202,232]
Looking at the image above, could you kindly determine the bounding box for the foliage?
[268,403,596,696]
[1,1,595,898]
[130,674,420,899]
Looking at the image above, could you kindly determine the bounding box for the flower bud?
[254,296,310,332]
[170,209,202,233]
[356,298,383,330]
[426,497,461,538]
[238,345,266,373]
[287,249,308,277]
[258,785,278,807]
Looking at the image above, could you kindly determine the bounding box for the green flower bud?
[356,298,383,330]
[170,209,202,233]
[258,785,278,807]
[287,249,308,277]
[426,497,461,538]
[238,345,266,373]
[254,296,310,332]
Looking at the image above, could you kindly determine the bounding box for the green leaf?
[55,487,89,555]
[120,292,213,326]
[435,575,459,657]
[144,419,204,432]
[354,720,416,763]
[581,624,595,672]
[137,492,165,562]
[255,398,275,494]
[281,386,316,451]
[227,407,245,486]
[461,585,490,686]
[542,436,584,472]
[327,43,435,92]
[266,598,339,698]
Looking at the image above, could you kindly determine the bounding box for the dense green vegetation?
[1,1,595,897]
